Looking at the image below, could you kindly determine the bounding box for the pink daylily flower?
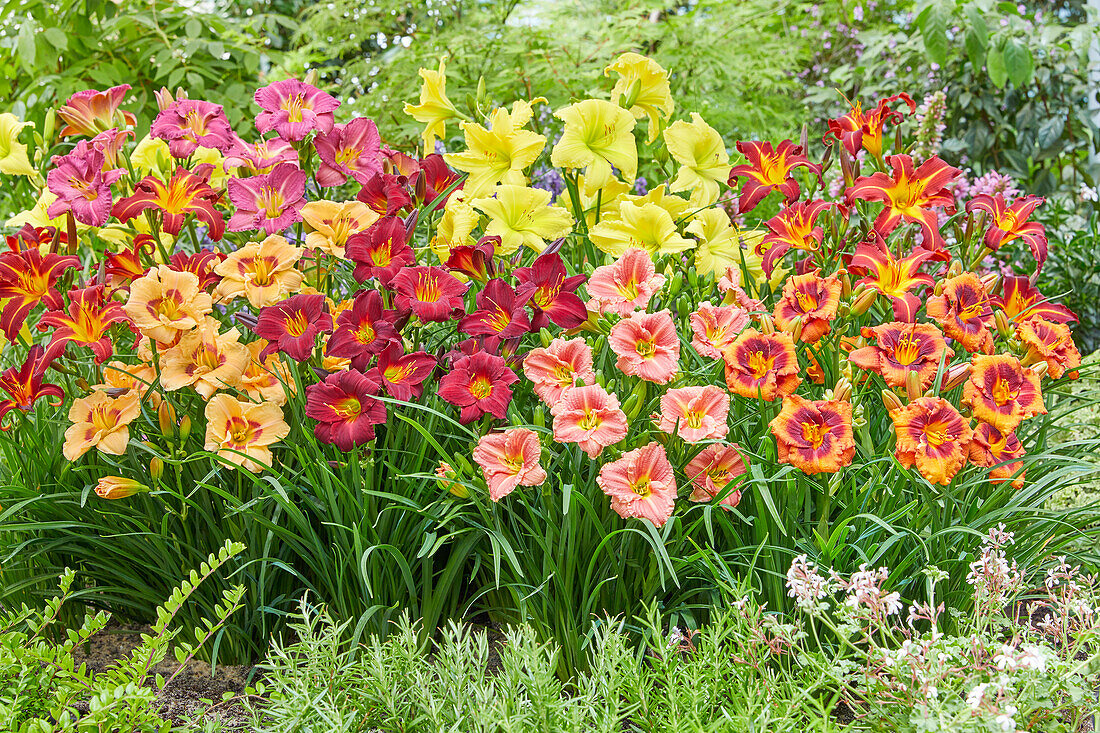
[254,79,340,141]
[522,337,595,405]
[608,309,680,384]
[57,85,136,137]
[586,248,665,317]
[550,384,628,458]
[314,117,384,186]
[223,135,300,175]
[227,162,308,234]
[46,141,124,226]
[473,428,547,501]
[597,442,678,527]
[657,385,730,443]
[150,99,234,158]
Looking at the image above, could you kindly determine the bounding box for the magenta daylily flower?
[314,117,384,186]
[254,79,340,142]
[150,99,234,158]
[223,135,299,175]
[227,161,308,234]
[57,85,136,137]
[46,141,124,226]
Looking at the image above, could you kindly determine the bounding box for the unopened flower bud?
[980,272,999,293]
[994,310,1012,339]
[178,415,192,441]
[435,462,468,498]
[840,272,853,299]
[905,369,922,401]
[1029,361,1049,378]
[933,280,945,296]
[948,260,962,278]
[150,457,164,482]
[303,68,319,86]
[833,377,852,403]
[620,78,643,111]
[154,87,174,113]
[759,313,775,335]
[851,288,878,316]
[414,171,427,202]
[881,389,905,415]
[158,401,175,436]
[43,109,56,142]
[787,316,804,343]
[940,362,972,392]
[95,476,149,500]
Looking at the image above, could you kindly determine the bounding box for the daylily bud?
[75,378,91,394]
[465,92,479,117]
[799,123,809,153]
[435,462,468,498]
[158,401,175,436]
[980,272,999,293]
[905,369,922,401]
[836,303,850,318]
[933,280,944,296]
[894,124,903,154]
[304,68,319,86]
[43,109,56,142]
[620,78,643,110]
[150,457,164,483]
[95,476,149,500]
[840,272,853,299]
[540,329,552,348]
[833,377,852,403]
[839,145,855,187]
[881,389,905,415]
[851,288,878,316]
[624,380,648,422]
[476,76,487,107]
[759,313,775,334]
[940,362,972,392]
[948,260,962,278]
[154,87,175,113]
[677,298,690,321]
[654,143,669,165]
[532,404,545,429]
[404,209,419,237]
[787,316,804,343]
[596,369,607,389]
[178,415,192,442]
[687,266,699,291]
[670,272,683,297]
[1029,361,1049,378]
[819,143,834,174]
[994,310,1012,339]
[841,358,854,381]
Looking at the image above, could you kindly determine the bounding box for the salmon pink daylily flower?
[728,140,819,213]
[723,328,801,401]
[825,93,915,158]
[969,423,1027,490]
[848,322,953,390]
[37,285,130,364]
[391,266,469,322]
[301,200,379,259]
[254,293,334,362]
[926,272,995,354]
[112,164,225,239]
[150,99,233,158]
[658,385,730,443]
[438,350,518,424]
[124,265,213,344]
[223,135,299,175]
[550,384,628,458]
[89,128,133,170]
[473,428,547,501]
[757,200,833,276]
[204,394,290,472]
[345,217,416,285]
[513,253,587,329]
[46,142,124,226]
[847,232,948,299]
[890,396,973,486]
[597,442,677,528]
[769,395,855,474]
[685,443,748,508]
[62,390,140,461]
[967,194,1048,270]
[0,245,79,341]
[0,346,64,429]
[227,162,308,234]
[609,309,680,384]
[305,368,388,449]
[375,342,436,401]
[254,79,340,141]
[522,337,595,405]
[57,85,136,137]
[1016,318,1081,380]
[846,154,960,250]
[239,340,294,405]
[773,271,842,344]
[325,289,400,370]
[586,248,665,317]
[689,302,750,359]
[314,117,384,186]
[160,319,249,399]
[214,234,304,309]
[962,354,1046,433]
[999,275,1076,325]
[459,278,533,339]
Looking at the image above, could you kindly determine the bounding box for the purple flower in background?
[530,167,566,200]
[954,170,1022,204]
[254,79,340,141]
[46,141,124,226]
[227,161,307,234]
[633,177,649,196]
[151,99,234,158]
[314,117,383,186]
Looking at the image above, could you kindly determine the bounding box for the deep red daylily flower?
[728,140,819,213]
[37,285,131,363]
[846,154,960,250]
[305,369,387,450]
[168,249,226,291]
[0,346,64,429]
[374,341,437,400]
[445,237,497,282]
[758,200,832,276]
[966,194,1048,271]
[418,153,462,209]
[390,266,468,322]
[513,252,587,329]
[0,245,79,341]
[357,172,414,216]
[998,275,1076,325]
[437,350,518,424]
[325,289,400,370]
[6,224,65,253]
[314,117,384,186]
[459,278,533,338]
[113,164,225,239]
[825,93,915,158]
[57,85,136,137]
[254,293,334,361]
[345,217,416,285]
[846,232,948,298]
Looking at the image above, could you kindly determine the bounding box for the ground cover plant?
[0,49,1097,680]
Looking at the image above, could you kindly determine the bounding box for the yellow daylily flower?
[300,200,379,258]
[560,175,632,228]
[664,113,731,207]
[624,183,692,223]
[472,184,574,255]
[444,107,546,198]
[430,190,481,262]
[403,57,461,154]
[589,200,694,258]
[684,208,766,277]
[606,53,674,144]
[7,190,74,231]
[0,113,35,177]
[506,98,547,129]
[551,99,637,196]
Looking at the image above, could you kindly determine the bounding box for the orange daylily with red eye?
[722,328,801,401]
[757,200,833,276]
[998,275,1076,325]
[847,232,948,299]
[0,346,64,429]
[0,245,80,342]
[728,140,820,213]
[966,194,1048,271]
[962,354,1046,433]
[113,165,225,240]
[38,285,131,364]
[846,154,960,251]
[104,235,156,292]
[1016,317,1081,380]
[773,271,842,344]
[825,93,915,159]
[890,396,973,486]
[849,321,953,390]
[769,395,855,474]
[926,272,995,354]
[969,422,1027,490]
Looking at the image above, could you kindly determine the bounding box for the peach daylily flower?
[586,247,666,317]
[608,309,680,384]
[63,390,141,461]
[239,339,296,405]
[214,234,304,309]
[685,443,748,508]
[124,265,213,344]
[768,395,855,474]
[203,394,290,472]
[597,441,677,527]
[689,302,750,359]
[522,337,595,405]
[472,428,548,501]
[550,384,629,458]
[301,200,379,258]
[657,386,730,443]
[159,319,249,399]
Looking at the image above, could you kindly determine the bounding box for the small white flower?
[966,682,989,709]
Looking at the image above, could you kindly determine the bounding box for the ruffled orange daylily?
[926,272,995,354]
[124,265,213,344]
[846,154,959,250]
[203,393,290,472]
[723,328,801,401]
[757,200,832,277]
[213,235,304,309]
[848,322,953,390]
[891,396,973,486]
[847,232,947,299]
[962,354,1046,433]
[773,271,842,344]
[63,390,141,461]
[97,360,157,400]
[769,395,855,474]
[728,140,819,213]
[1016,317,1081,380]
[968,422,1026,490]
[825,93,915,158]
[300,200,379,259]
[112,165,225,239]
[159,319,249,399]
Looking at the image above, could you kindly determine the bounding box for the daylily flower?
[46,142,124,226]
[375,342,437,400]
[757,200,832,276]
[589,200,693,258]
[513,252,588,329]
[213,235,304,309]
[926,272,995,354]
[325,289,400,370]
[88,128,134,170]
[150,99,234,158]
[523,337,595,405]
[96,360,156,399]
[314,117,384,186]
[37,285,130,364]
[473,428,548,501]
[769,395,855,474]
[227,162,308,234]
[0,113,35,176]
[444,108,546,197]
[728,140,819,213]
[417,153,463,209]
[689,302,751,359]
[239,340,295,405]
[773,271,842,344]
[472,185,573,255]
[254,79,340,141]
[94,476,150,500]
[345,217,416,285]
[62,390,140,461]
[160,319,249,399]
[685,443,748,508]
[57,85,136,137]
[254,293,334,361]
[550,384,629,458]
[848,322,953,390]
[597,442,677,527]
[967,194,1048,271]
[446,237,496,282]
[606,52,674,144]
[357,172,414,216]
[391,266,469,322]
[0,245,79,341]
[459,278,533,338]
[723,329,801,401]
[658,385,730,443]
[551,99,638,195]
[403,57,461,153]
[962,354,1046,433]
[437,350,518,424]
[609,309,680,384]
[301,200,379,258]
[305,368,388,449]
[968,423,1026,489]
[124,265,213,344]
[999,275,1075,325]
[204,393,290,472]
[112,164,225,239]
[686,209,766,277]
[664,113,731,205]
[169,249,225,291]
[0,346,64,429]
[846,154,959,250]
[586,247,666,316]
[1016,317,1081,379]
[889,396,973,485]
[431,191,481,260]
[847,232,947,298]
[223,135,299,175]
[825,93,915,158]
